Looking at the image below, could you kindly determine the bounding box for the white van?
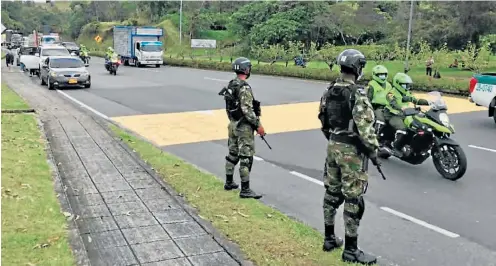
[23,44,75,76]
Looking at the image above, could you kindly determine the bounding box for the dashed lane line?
[468,145,496,153]
[289,171,325,186]
[284,167,461,239]
[204,77,229,82]
[380,207,460,238]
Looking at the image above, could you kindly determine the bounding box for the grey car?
[40,56,91,90]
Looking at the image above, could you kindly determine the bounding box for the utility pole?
[404,0,414,73]
[179,0,183,45]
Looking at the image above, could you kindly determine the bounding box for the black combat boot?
[342,236,377,265]
[392,131,407,157]
[224,174,239,190]
[239,181,262,199]
[323,224,343,252]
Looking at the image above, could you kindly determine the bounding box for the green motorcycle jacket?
[385,88,429,115]
[367,79,392,107]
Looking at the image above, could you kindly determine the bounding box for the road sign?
[94,35,102,43]
[191,39,216,49]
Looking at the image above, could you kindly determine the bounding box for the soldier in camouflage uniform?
[220,57,264,199]
[318,49,380,265]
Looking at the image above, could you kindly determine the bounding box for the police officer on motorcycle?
[366,65,392,128]
[79,44,89,64]
[384,73,430,157]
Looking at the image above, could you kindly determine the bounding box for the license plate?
[68,78,77,84]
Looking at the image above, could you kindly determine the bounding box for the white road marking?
[204,77,229,82]
[380,207,460,238]
[56,90,109,120]
[253,156,264,161]
[468,145,496,153]
[289,171,324,187]
[193,110,214,115]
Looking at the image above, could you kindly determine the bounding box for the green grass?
[1,85,75,266]
[111,125,358,266]
[1,82,30,111]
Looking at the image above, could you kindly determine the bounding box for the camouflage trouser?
[225,121,255,182]
[323,140,368,238]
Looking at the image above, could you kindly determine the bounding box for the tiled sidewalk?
[3,72,247,266]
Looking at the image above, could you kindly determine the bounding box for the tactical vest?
[368,80,391,107]
[321,82,357,133]
[219,79,261,121]
[385,88,412,115]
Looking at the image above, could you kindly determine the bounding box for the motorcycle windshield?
[427,91,447,110]
[110,55,118,63]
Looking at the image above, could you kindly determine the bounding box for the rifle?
[349,120,386,181]
[361,153,386,180]
[259,134,272,149]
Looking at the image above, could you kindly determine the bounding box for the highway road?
[8,58,496,265]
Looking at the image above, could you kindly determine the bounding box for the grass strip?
[1,82,31,111]
[1,86,75,266]
[110,125,358,266]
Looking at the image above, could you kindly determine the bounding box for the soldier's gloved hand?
[369,151,381,167]
[256,125,266,136]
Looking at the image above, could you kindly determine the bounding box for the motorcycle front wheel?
[432,145,467,181]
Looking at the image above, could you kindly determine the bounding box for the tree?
[249,17,300,46]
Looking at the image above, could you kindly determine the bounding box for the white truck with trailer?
[113,26,164,68]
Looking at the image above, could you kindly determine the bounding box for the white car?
[468,72,496,124]
[34,44,76,75]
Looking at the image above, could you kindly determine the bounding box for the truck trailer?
[113,26,164,67]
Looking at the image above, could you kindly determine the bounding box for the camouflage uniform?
[318,48,379,265]
[322,75,379,237]
[222,57,263,199]
[224,77,260,183]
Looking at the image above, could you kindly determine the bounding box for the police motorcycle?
[104,54,120,75]
[375,91,467,181]
[79,51,90,67]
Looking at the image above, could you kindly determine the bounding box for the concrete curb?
[1,108,36,113]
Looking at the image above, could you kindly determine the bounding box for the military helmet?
[232,57,252,77]
[336,49,367,79]
[372,65,388,84]
[393,73,413,94]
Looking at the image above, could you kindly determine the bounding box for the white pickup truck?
[468,72,496,124]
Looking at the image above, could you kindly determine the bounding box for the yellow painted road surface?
[112,93,485,147]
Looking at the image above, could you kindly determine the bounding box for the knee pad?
[324,191,345,209]
[344,196,365,220]
[239,156,253,171]
[225,153,239,165]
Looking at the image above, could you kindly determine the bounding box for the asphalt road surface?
[8,57,496,266]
